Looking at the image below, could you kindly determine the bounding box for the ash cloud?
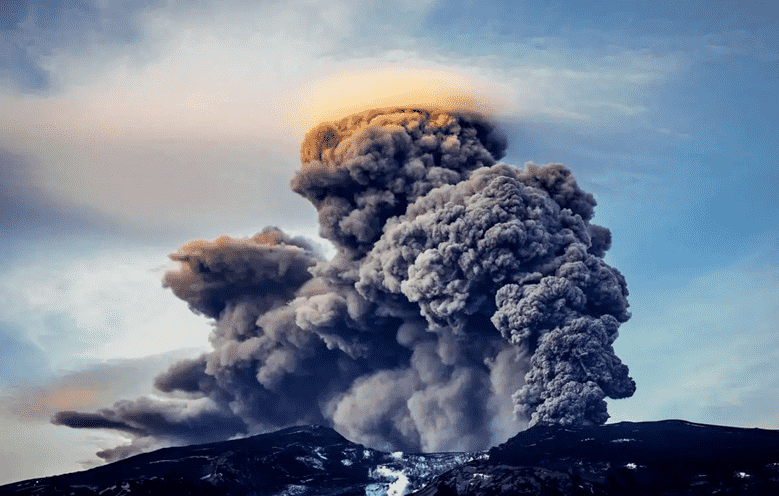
[54,107,634,459]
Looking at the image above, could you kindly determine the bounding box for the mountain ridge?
[412,419,779,495]
[1,423,477,495]
[3,420,779,495]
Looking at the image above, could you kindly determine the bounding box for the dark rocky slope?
[410,420,779,495]
[0,425,473,495]
[2,420,779,495]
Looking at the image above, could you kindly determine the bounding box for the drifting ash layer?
[53,107,635,459]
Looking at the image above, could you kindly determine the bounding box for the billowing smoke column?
[53,107,635,460]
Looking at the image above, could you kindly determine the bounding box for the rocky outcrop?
[410,420,779,495]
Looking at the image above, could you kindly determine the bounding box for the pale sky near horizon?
[1,0,778,485]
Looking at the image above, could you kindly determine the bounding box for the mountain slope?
[410,420,779,495]
[2,420,779,495]
[0,425,475,495]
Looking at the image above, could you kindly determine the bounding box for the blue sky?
[1,0,777,485]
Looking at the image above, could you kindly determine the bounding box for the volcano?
[3,420,779,495]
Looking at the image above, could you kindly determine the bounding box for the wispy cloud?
[0,0,167,93]
[703,29,779,61]
[582,101,648,115]
[3,0,709,238]
[0,247,211,370]
[0,350,199,484]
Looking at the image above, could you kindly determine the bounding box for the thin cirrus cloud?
[0,147,119,240]
[0,0,695,239]
[0,0,166,93]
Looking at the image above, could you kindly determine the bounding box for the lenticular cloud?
[53,107,635,460]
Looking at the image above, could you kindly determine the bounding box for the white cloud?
[0,247,212,369]
[1,0,691,235]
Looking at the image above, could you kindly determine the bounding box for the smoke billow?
[53,107,634,459]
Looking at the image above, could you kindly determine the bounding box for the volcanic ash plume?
[53,107,635,459]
